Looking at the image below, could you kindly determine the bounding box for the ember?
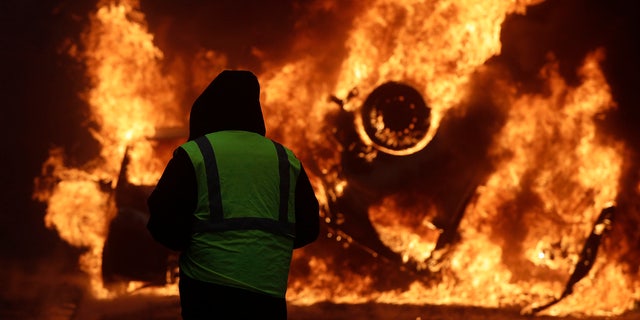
[16,0,639,318]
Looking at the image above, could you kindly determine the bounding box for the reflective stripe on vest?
[189,135,295,238]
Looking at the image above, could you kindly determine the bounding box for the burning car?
[99,77,616,317]
[101,146,177,290]
[33,0,639,317]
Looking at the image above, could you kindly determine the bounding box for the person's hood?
[188,70,266,140]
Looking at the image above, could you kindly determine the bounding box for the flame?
[443,50,628,315]
[332,0,544,156]
[34,0,181,298]
[33,0,639,317]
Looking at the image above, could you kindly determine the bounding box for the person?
[146,70,320,319]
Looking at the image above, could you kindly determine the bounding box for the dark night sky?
[1,0,638,272]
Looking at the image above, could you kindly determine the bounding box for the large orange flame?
[34,0,182,298]
[33,0,639,316]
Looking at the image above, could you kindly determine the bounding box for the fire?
[331,0,544,156]
[444,50,627,315]
[34,0,182,298]
[33,0,639,317]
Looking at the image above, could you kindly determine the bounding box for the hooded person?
[147,70,320,319]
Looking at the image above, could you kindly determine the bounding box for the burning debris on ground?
[3,0,640,318]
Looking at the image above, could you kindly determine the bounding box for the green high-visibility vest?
[178,130,301,298]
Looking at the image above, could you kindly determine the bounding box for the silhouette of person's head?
[188,70,266,140]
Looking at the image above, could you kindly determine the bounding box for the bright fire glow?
[34,0,182,298]
[33,0,639,317]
